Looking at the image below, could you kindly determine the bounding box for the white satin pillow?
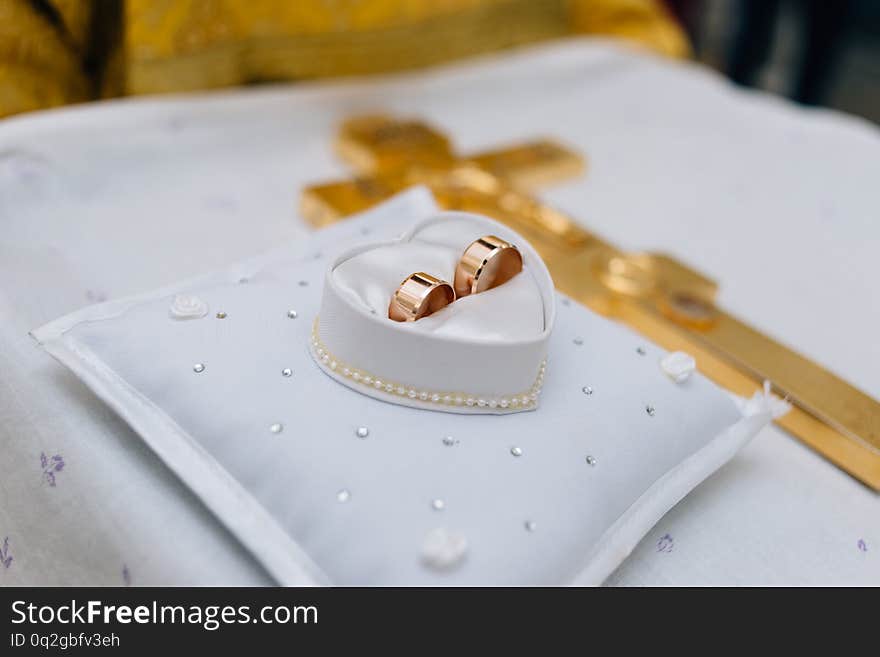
[33,188,772,585]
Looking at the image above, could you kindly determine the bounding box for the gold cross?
[300,114,880,490]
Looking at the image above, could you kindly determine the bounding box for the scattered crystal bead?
[336,489,351,503]
[524,520,537,532]
[431,499,446,511]
[646,405,656,416]
[281,368,292,377]
[582,386,593,395]
[585,455,597,466]
[215,311,227,319]
[287,310,298,319]
[442,436,456,446]
[192,363,205,373]
[355,426,369,439]
[269,423,283,434]
[510,446,523,457]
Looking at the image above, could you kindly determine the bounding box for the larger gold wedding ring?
[454,235,523,298]
[388,272,456,322]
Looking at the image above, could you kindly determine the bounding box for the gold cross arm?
[299,114,880,490]
[301,115,587,245]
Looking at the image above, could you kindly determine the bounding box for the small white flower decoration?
[169,294,208,320]
[421,528,468,571]
[660,351,696,383]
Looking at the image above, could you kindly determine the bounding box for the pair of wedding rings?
[388,235,523,322]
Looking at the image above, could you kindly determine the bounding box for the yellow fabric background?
[0,0,688,118]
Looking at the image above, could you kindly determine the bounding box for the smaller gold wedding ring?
[454,235,523,298]
[388,272,456,322]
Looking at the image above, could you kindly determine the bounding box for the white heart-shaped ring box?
[311,211,555,414]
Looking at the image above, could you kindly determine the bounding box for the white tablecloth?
[1,38,877,585]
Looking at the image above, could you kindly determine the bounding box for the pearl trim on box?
[310,319,545,410]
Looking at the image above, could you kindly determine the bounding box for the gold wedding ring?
[454,235,523,298]
[388,272,456,322]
